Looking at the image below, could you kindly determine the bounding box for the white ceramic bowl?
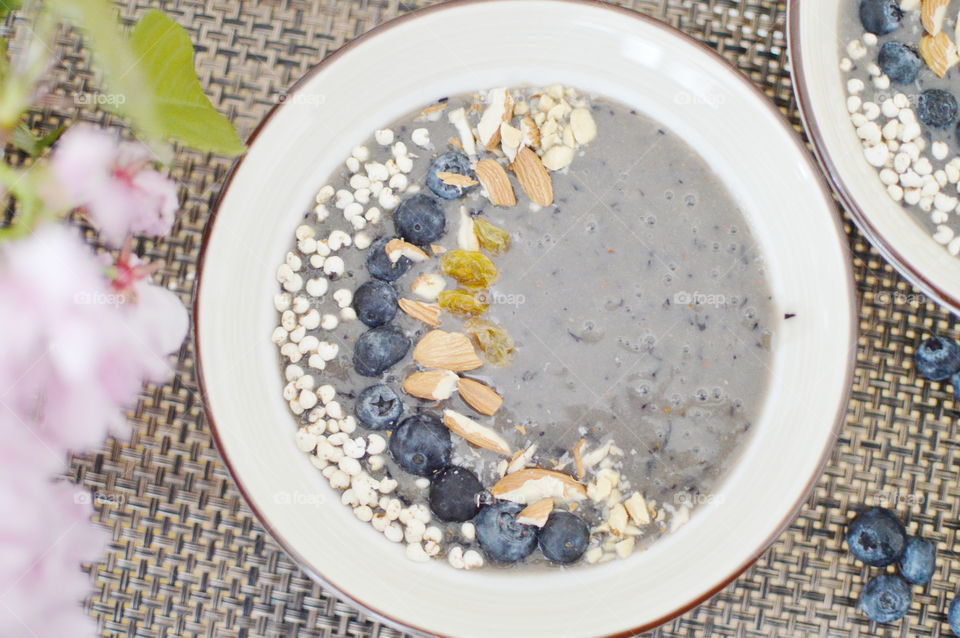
[789,0,960,312]
[195,1,856,635]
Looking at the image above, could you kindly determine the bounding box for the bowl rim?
[193,1,857,635]
[786,0,960,315]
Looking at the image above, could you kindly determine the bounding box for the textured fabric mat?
[24,0,957,636]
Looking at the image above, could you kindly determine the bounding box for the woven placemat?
[30,0,957,636]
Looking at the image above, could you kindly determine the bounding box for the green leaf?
[129,10,245,156]
[48,0,162,142]
[10,122,65,157]
[0,0,22,20]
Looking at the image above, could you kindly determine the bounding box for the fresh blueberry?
[915,335,960,380]
[859,0,903,35]
[918,89,959,129]
[354,384,404,430]
[389,413,451,477]
[366,236,413,282]
[846,507,907,566]
[949,596,960,636]
[878,42,922,85]
[429,465,483,522]
[353,325,410,377]
[952,371,960,400]
[394,193,446,245]
[352,280,398,328]
[539,511,590,565]
[898,536,935,585]
[475,502,539,563]
[426,151,477,200]
[858,574,911,624]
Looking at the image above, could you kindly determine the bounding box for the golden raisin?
[464,318,515,367]
[438,289,489,317]
[440,250,498,290]
[473,218,510,255]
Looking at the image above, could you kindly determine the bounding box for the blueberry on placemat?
[858,574,912,623]
[352,325,410,377]
[394,193,446,245]
[897,536,936,585]
[366,236,413,282]
[354,384,404,430]
[918,89,959,129]
[426,151,477,200]
[539,511,590,565]
[352,280,398,328]
[859,0,903,36]
[949,596,960,636]
[846,507,907,567]
[877,42,921,85]
[915,335,960,381]
[429,465,483,522]
[475,502,539,564]
[389,413,451,477]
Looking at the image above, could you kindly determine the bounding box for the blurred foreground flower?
[0,226,187,455]
[47,125,178,247]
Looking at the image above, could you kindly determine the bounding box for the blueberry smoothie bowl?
[273,86,775,570]
[196,2,854,635]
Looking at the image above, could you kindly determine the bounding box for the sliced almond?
[442,409,511,455]
[448,107,477,157]
[521,115,541,149]
[474,159,517,207]
[457,377,503,415]
[385,238,429,263]
[437,172,478,188]
[541,144,575,171]
[457,206,480,251]
[448,136,463,151]
[608,503,628,536]
[411,273,446,301]
[398,298,441,327]
[491,468,587,504]
[431,244,446,255]
[476,87,513,150]
[500,121,523,162]
[923,0,950,35]
[569,107,597,145]
[507,443,537,474]
[623,492,651,526]
[403,369,458,400]
[580,441,612,472]
[413,330,483,371]
[572,439,586,479]
[418,102,447,120]
[920,31,960,78]
[516,498,554,527]
[511,147,553,206]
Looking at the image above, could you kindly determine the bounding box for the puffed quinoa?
[368,455,385,472]
[323,256,345,277]
[367,434,387,455]
[340,415,357,433]
[463,550,483,569]
[295,374,314,390]
[354,232,372,250]
[300,309,321,330]
[295,429,317,452]
[374,129,394,145]
[405,518,426,542]
[281,310,297,330]
[309,254,324,269]
[307,354,326,370]
[333,288,353,308]
[364,207,382,224]
[461,522,476,541]
[343,437,366,459]
[318,384,336,404]
[406,542,430,562]
[280,343,302,362]
[272,327,289,345]
[340,307,358,322]
[289,399,304,415]
[415,477,430,490]
[346,157,360,173]
[354,505,374,522]
[320,313,339,330]
[448,545,466,569]
[292,296,310,314]
[325,399,343,418]
[306,277,329,298]
[411,128,430,147]
[297,335,319,353]
[274,293,292,312]
[385,523,404,543]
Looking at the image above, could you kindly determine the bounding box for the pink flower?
[0,226,187,454]
[0,421,107,637]
[47,125,179,247]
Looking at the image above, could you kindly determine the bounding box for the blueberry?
[353,325,410,377]
[858,574,911,624]
[878,42,922,85]
[366,236,412,282]
[354,384,404,430]
[539,511,590,565]
[918,89,959,129]
[949,596,960,636]
[429,466,483,522]
[846,507,907,566]
[426,151,477,200]
[352,280,398,328]
[952,371,960,400]
[394,193,446,245]
[859,0,903,35]
[389,413,451,477]
[898,536,935,585]
[475,502,539,563]
[915,335,960,380]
